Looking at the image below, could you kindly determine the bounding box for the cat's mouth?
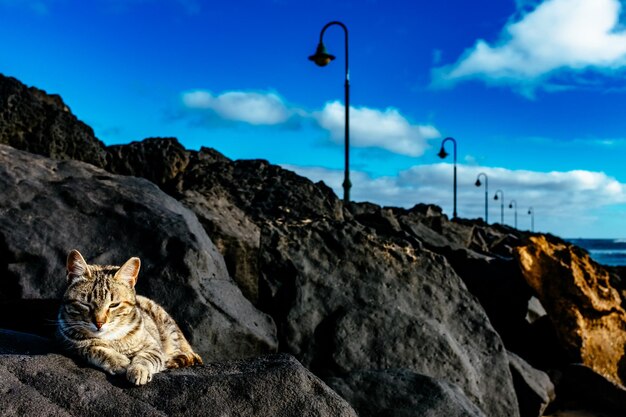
[91,322,108,333]
[92,322,134,341]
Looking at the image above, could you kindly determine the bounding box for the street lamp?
[509,200,517,229]
[528,207,534,232]
[493,189,504,224]
[309,21,351,204]
[438,137,457,219]
[475,172,488,223]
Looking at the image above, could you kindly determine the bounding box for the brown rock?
[515,235,626,386]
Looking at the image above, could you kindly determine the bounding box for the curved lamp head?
[475,179,481,187]
[437,146,449,159]
[528,209,532,214]
[308,42,335,67]
[494,194,499,201]
[509,203,513,209]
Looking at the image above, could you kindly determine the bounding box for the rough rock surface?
[258,217,520,417]
[0,74,107,167]
[106,137,190,192]
[516,235,626,387]
[173,147,344,303]
[0,331,356,417]
[0,144,277,360]
[327,368,487,417]
[389,206,535,354]
[106,138,345,305]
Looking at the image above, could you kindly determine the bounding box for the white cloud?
[283,163,626,234]
[182,90,291,125]
[314,101,441,157]
[180,89,440,157]
[433,0,626,94]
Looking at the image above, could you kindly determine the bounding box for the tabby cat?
[56,250,203,385]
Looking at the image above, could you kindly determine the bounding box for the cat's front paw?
[101,354,131,375]
[126,364,153,386]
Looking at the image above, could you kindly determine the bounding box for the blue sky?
[2,0,626,237]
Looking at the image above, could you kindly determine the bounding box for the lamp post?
[438,137,457,219]
[509,200,517,229]
[309,21,351,204]
[528,207,534,232]
[475,172,488,223]
[494,189,504,224]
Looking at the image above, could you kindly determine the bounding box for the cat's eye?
[109,302,121,309]
[71,301,90,310]
[66,301,90,314]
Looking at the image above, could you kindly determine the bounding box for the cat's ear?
[114,257,140,287]
[67,250,90,282]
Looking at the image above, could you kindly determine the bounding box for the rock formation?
[0,74,107,167]
[4,72,626,416]
[516,235,626,387]
[258,216,520,417]
[0,144,277,360]
[327,369,488,417]
[0,331,356,417]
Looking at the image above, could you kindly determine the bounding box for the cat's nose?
[95,321,104,330]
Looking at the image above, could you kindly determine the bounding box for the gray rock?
[327,368,487,417]
[508,350,555,417]
[258,218,520,417]
[0,347,357,417]
[389,204,536,360]
[171,147,344,304]
[0,144,277,360]
[179,187,262,304]
[104,139,346,306]
[526,296,547,324]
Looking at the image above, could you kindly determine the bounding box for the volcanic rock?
[327,368,487,417]
[258,216,520,417]
[0,74,107,167]
[0,144,277,360]
[105,137,190,192]
[103,138,346,304]
[174,147,344,302]
[380,204,536,358]
[0,331,356,417]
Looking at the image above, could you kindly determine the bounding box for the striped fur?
[56,250,203,386]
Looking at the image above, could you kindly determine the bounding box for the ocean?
[567,238,626,267]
